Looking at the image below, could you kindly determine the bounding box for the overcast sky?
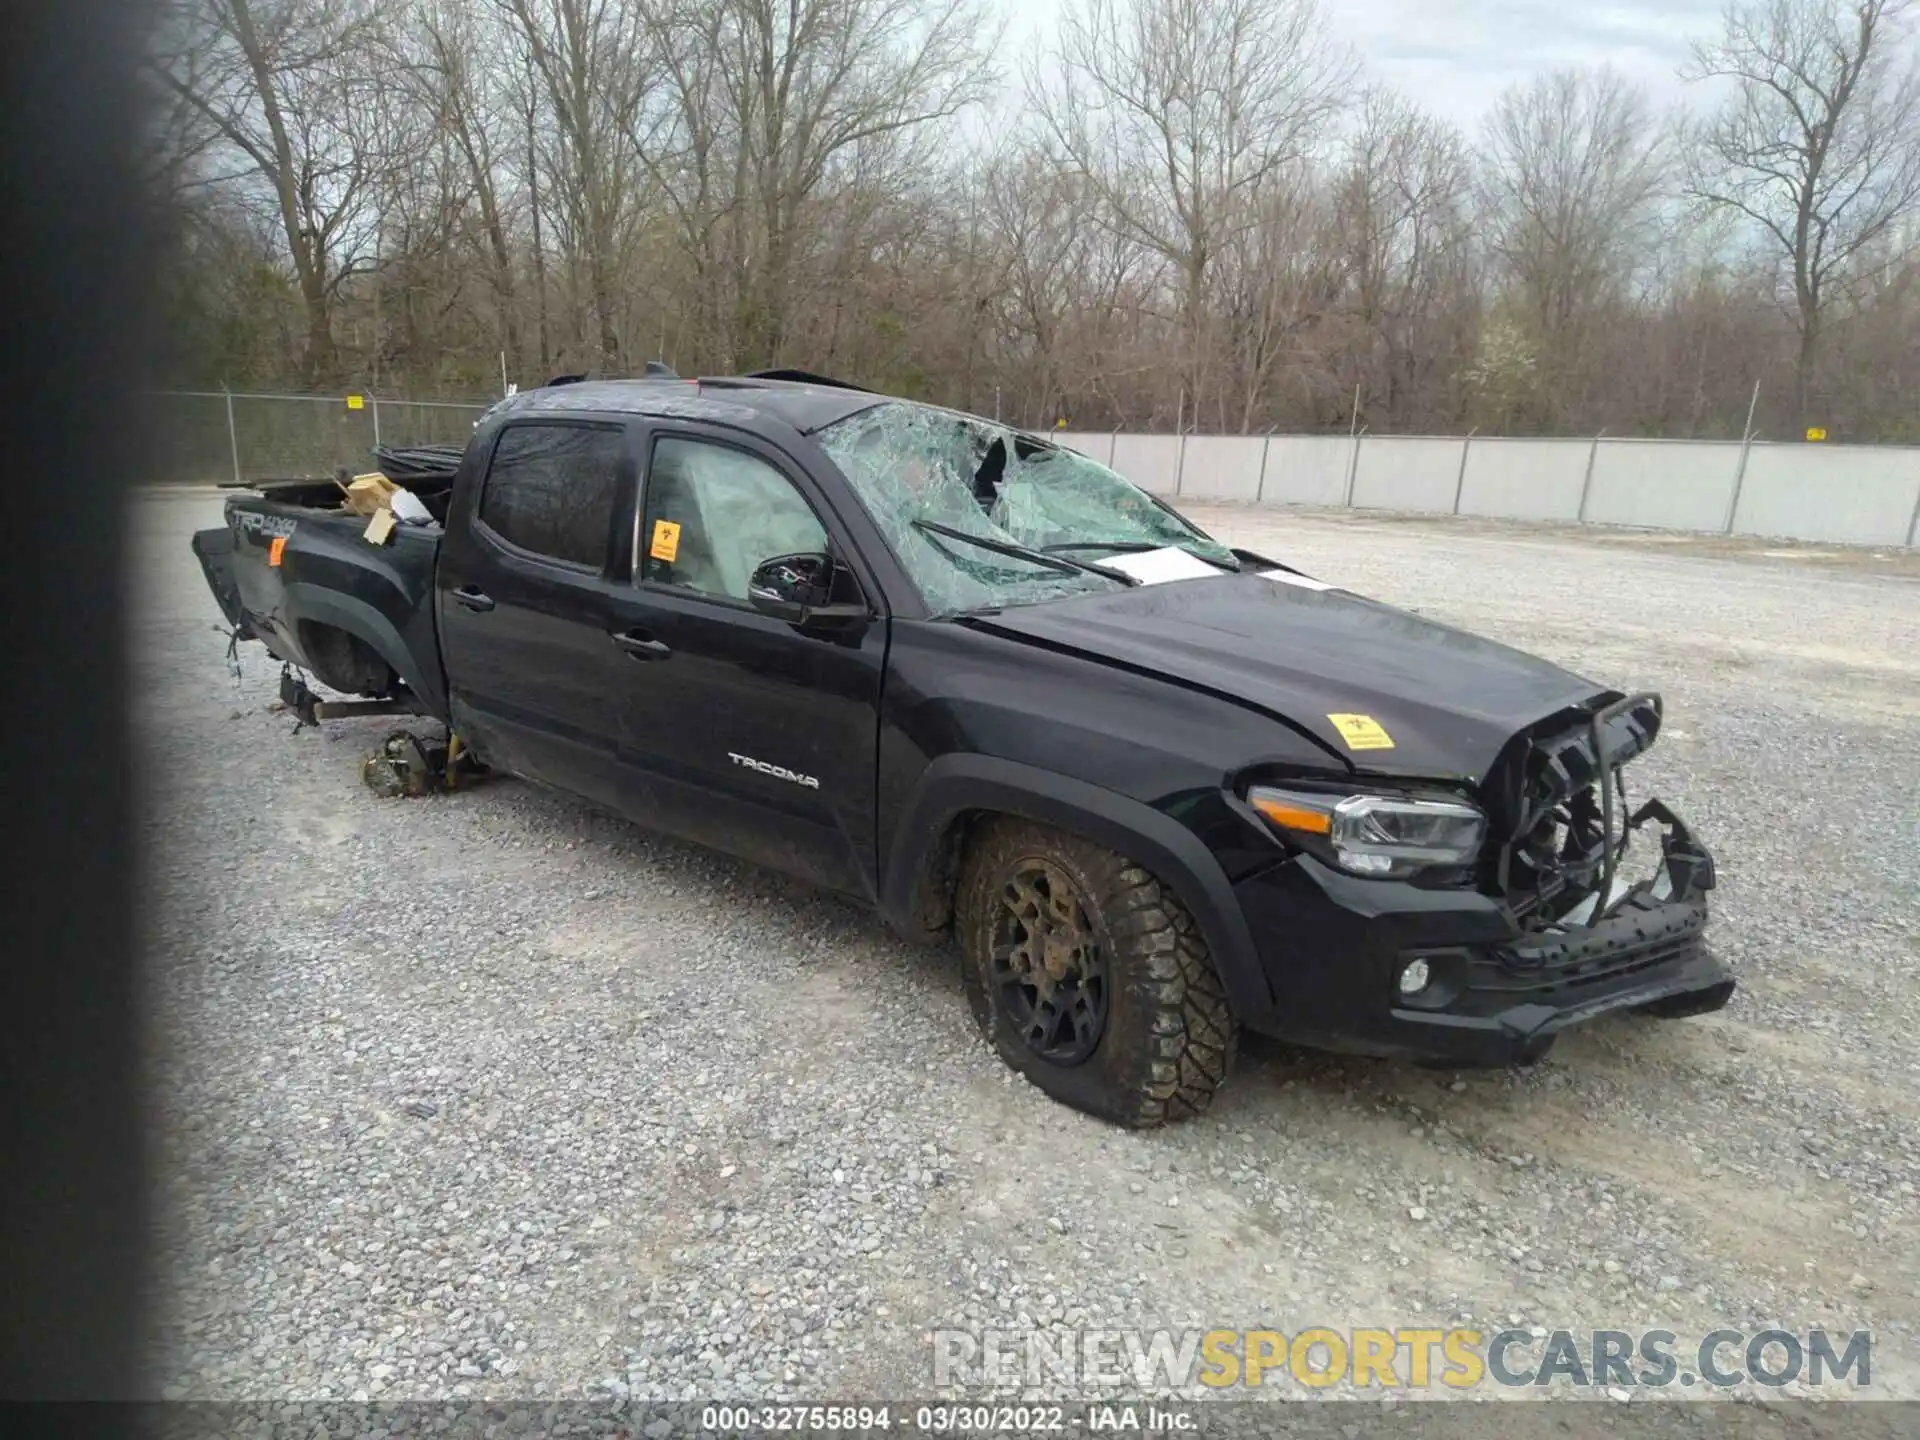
[1000,0,1734,135]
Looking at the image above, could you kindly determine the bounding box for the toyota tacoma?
[191,371,1734,1126]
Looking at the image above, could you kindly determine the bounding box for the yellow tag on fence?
[1326,713,1395,750]
[649,519,681,563]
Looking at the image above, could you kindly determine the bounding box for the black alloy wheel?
[989,859,1110,1065]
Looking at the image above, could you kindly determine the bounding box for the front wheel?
[955,819,1238,1127]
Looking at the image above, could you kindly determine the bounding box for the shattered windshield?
[816,402,1237,615]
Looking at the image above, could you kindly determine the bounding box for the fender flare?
[880,753,1277,1025]
[283,581,443,714]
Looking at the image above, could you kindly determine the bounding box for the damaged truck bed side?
[193,374,1734,1128]
[192,444,459,720]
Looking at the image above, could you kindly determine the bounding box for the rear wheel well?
[296,620,397,697]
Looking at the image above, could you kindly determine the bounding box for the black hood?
[967,570,1607,780]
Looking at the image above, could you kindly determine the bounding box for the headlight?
[1247,787,1486,878]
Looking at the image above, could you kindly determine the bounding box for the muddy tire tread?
[956,818,1238,1128]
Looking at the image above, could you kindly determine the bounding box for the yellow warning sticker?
[1327,712,1395,750]
[268,535,287,567]
[649,519,681,563]
[346,393,366,411]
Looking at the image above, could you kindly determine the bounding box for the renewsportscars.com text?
[931,1327,1871,1391]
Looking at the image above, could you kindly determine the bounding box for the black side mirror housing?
[748,552,868,629]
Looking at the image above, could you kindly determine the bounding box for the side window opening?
[477,423,624,568]
[639,438,830,602]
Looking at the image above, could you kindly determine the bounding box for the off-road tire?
[955,818,1238,1127]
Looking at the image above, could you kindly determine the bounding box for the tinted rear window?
[478,424,625,568]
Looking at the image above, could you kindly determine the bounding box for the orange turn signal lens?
[1250,795,1332,834]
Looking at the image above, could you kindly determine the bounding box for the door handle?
[610,628,671,661]
[451,586,495,613]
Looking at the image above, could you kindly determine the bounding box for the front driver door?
[601,426,886,898]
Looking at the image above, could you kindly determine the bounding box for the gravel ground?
[140,491,1919,1410]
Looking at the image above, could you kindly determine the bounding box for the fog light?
[1398,958,1432,996]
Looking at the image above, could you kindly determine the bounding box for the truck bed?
[221,443,466,522]
[194,491,449,720]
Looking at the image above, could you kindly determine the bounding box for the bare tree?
[641,0,997,370]
[1210,172,1344,431]
[1034,0,1352,421]
[496,0,654,369]
[1332,89,1479,430]
[153,0,402,383]
[144,0,1920,441]
[518,41,554,373]
[396,1,527,378]
[1683,0,1920,425]
[980,149,1098,424]
[1480,66,1669,429]
[636,0,735,366]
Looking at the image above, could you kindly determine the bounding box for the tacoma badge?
[728,752,821,789]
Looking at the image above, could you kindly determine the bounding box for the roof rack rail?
[544,361,681,387]
[740,368,874,393]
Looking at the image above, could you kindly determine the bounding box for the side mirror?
[748,552,868,629]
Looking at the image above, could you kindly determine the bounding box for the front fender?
[880,753,1277,1027]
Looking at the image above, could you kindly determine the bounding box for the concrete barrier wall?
[1260,436,1354,505]
[1583,440,1744,532]
[1733,443,1920,546]
[1056,432,1113,463]
[1458,438,1591,521]
[1108,434,1183,494]
[1350,437,1466,513]
[1176,435,1266,500]
[1033,427,1918,547]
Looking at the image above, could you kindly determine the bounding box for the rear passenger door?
[438,419,639,798]
[602,427,887,897]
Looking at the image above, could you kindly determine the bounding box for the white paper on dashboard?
[1258,568,1337,592]
[1099,547,1228,584]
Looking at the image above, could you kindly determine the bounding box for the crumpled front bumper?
[1231,802,1735,1065]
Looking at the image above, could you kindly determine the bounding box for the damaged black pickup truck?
[193,372,1733,1126]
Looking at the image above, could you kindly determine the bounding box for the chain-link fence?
[150,390,499,486]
